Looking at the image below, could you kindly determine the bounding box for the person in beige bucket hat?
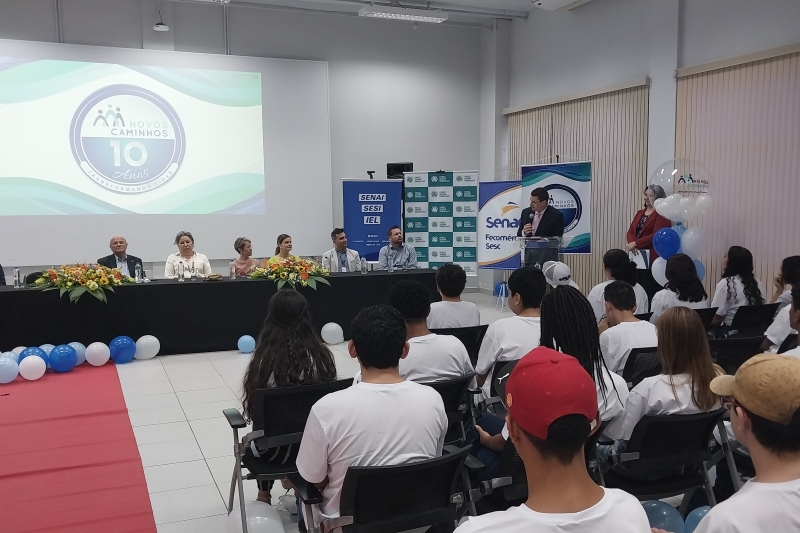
[687,353,800,533]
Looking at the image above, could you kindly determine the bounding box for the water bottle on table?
[178,262,185,282]
[229,260,236,280]
[134,263,143,283]
[13,267,21,288]
[360,259,367,275]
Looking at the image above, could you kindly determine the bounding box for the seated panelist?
[268,234,300,265]
[97,235,142,277]
[378,226,418,270]
[321,228,361,272]
[233,237,259,276]
[165,231,213,279]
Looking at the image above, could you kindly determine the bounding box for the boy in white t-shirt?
[475,266,546,398]
[599,281,658,375]
[388,279,475,383]
[456,347,650,533]
[671,354,800,533]
[427,263,481,329]
[295,305,448,528]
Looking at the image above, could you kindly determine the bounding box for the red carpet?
[0,365,156,533]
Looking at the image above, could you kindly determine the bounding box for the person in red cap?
[456,347,650,533]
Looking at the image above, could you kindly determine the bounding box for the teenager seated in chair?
[710,246,766,327]
[427,263,481,329]
[473,285,627,479]
[455,348,650,533]
[241,289,338,505]
[599,281,658,375]
[295,305,448,529]
[649,253,709,324]
[475,266,546,398]
[655,353,800,533]
[599,306,722,471]
[762,286,800,354]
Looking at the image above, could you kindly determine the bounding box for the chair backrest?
[251,379,352,449]
[709,336,766,375]
[693,307,719,330]
[489,360,519,414]
[423,374,475,440]
[730,303,780,334]
[624,410,725,474]
[24,272,41,285]
[430,325,489,367]
[634,312,653,322]
[621,346,660,388]
[338,446,471,533]
[778,333,799,354]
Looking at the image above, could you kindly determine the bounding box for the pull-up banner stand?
[342,179,403,261]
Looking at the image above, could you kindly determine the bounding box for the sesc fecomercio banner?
[521,162,592,254]
[478,181,523,270]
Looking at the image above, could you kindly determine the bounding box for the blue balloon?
[0,351,18,363]
[494,282,509,297]
[238,335,256,353]
[69,342,87,365]
[685,506,710,533]
[653,228,681,259]
[0,357,19,384]
[109,336,136,364]
[642,501,685,533]
[673,222,687,236]
[19,347,48,368]
[49,344,78,373]
[693,259,706,280]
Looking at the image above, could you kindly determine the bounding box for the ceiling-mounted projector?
[531,0,594,11]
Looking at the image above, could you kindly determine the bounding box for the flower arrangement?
[248,257,330,290]
[32,264,134,303]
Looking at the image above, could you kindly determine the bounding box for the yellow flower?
[100,277,109,286]
[34,278,44,286]
[67,282,73,287]
[87,280,99,291]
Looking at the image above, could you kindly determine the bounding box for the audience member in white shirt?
[761,305,797,353]
[386,279,474,383]
[769,256,800,312]
[780,289,800,359]
[164,231,213,278]
[295,305,447,529]
[473,285,627,478]
[650,253,709,324]
[475,266,546,398]
[599,281,658,375]
[456,348,650,533]
[711,246,766,327]
[542,260,580,291]
[427,263,480,329]
[587,249,649,324]
[672,354,800,533]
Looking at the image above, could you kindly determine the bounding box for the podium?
[518,237,563,269]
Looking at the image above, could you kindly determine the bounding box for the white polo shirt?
[427,301,481,329]
[454,488,651,533]
[710,275,767,326]
[475,315,541,398]
[599,320,658,375]
[649,289,709,324]
[765,305,797,352]
[399,333,474,383]
[587,281,650,323]
[296,380,447,521]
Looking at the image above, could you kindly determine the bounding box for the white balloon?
[320,322,344,345]
[12,346,26,356]
[651,257,668,287]
[226,501,286,533]
[696,193,713,210]
[681,227,709,259]
[85,342,111,366]
[39,344,55,355]
[0,351,18,363]
[68,342,86,366]
[134,335,161,360]
[19,355,46,380]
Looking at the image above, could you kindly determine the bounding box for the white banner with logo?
[478,181,523,270]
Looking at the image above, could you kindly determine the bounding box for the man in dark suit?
[517,187,565,238]
[97,235,142,278]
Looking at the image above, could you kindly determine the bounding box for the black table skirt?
[0,270,439,356]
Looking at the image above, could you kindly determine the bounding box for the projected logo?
[544,184,582,232]
[70,84,186,194]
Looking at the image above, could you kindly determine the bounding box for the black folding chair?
[223,379,352,533]
[730,303,780,335]
[24,272,41,285]
[778,333,798,354]
[424,374,477,446]
[709,336,766,375]
[634,312,653,322]
[478,360,519,417]
[289,446,473,533]
[694,307,719,331]
[431,325,489,368]
[602,410,726,515]
[621,346,660,389]
[585,421,610,485]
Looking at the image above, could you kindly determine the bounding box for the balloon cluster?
[642,500,710,533]
[0,335,161,384]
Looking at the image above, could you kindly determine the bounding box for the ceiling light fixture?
[153,9,169,32]
[358,5,448,24]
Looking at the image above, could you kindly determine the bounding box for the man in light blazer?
[321,228,362,273]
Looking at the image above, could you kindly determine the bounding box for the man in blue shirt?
[378,226,418,271]
[97,235,142,277]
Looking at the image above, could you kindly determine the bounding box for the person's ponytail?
[603,249,638,286]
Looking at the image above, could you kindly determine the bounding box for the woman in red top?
[626,185,672,260]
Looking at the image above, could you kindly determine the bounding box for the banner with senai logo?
[521,162,592,254]
[478,181,523,270]
[404,171,478,275]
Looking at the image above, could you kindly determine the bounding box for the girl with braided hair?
[242,288,337,504]
[711,246,766,326]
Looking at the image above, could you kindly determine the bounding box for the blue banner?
[342,179,403,261]
[478,181,522,270]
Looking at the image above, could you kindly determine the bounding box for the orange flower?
[49,272,57,281]
[300,271,309,281]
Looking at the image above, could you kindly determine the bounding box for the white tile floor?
[119,293,505,532]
